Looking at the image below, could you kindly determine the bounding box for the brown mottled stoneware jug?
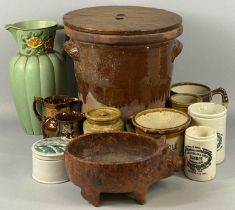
[33,95,82,137]
[63,6,183,119]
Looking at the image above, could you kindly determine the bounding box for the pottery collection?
[5,5,229,207]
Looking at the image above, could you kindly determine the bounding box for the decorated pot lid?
[85,107,121,122]
[32,137,69,160]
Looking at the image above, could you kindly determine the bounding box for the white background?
[0,1,234,209]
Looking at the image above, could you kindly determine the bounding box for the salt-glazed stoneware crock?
[129,108,191,156]
[65,132,185,206]
[83,107,124,134]
[63,6,183,119]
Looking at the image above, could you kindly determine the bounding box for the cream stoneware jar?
[130,108,191,156]
[32,137,69,183]
[188,102,227,164]
[184,126,217,182]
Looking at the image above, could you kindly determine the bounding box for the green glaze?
[33,138,69,155]
[6,20,66,135]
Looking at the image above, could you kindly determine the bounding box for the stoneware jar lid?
[85,107,121,123]
[132,108,191,135]
[188,102,227,119]
[63,6,183,44]
[32,137,69,161]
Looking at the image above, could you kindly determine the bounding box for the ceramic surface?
[184,126,217,181]
[171,82,228,108]
[169,93,202,113]
[83,107,124,134]
[63,6,183,119]
[55,111,84,140]
[33,95,82,138]
[65,132,184,206]
[32,137,69,183]
[129,108,191,156]
[5,20,66,134]
[188,102,227,164]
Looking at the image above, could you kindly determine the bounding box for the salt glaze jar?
[129,108,191,156]
[33,95,82,138]
[5,20,67,135]
[63,6,183,119]
[83,107,124,134]
[32,137,69,184]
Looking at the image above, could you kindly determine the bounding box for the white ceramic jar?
[32,137,69,184]
[188,102,227,164]
[184,126,217,182]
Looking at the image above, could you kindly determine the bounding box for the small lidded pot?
[130,108,191,156]
[83,107,124,134]
[32,137,69,184]
[169,93,202,113]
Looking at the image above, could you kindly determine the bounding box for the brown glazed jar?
[63,6,183,119]
[83,107,124,134]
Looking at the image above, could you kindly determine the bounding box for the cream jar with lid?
[32,137,69,184]
[83,107,124,134]
[188,102,227,164]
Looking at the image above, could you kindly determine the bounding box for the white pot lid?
[188,102,227,119]
[32,137,69,161]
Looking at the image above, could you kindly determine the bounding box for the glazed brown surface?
[63,6,183,119]
[33,95,82,138]
[63,6,182,35]
[65,132,184,206]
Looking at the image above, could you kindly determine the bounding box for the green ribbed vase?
[5,20,66,135]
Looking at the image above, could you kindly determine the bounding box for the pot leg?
[133,188,148,205]
[81,188,100,207]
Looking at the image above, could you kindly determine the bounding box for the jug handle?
[125,116,136,132]
[64,39,80,61]
[211,87,229,108]
[171,40,183,62]
[56,24,64,30]
[70,98,83,112]
[33,97,43,122]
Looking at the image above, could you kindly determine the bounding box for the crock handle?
[125,116,135,132]
[171,40,183,62]
[64,39,80,61]
[211,87,229,108]
[33,97,43,122]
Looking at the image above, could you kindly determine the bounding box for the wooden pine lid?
[63,6,182,35]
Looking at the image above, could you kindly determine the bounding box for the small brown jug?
[55,111,85,140]
[33,95,82,138]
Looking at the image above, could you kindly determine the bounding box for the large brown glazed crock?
[65,132,185,206]
[63,6,183,119]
